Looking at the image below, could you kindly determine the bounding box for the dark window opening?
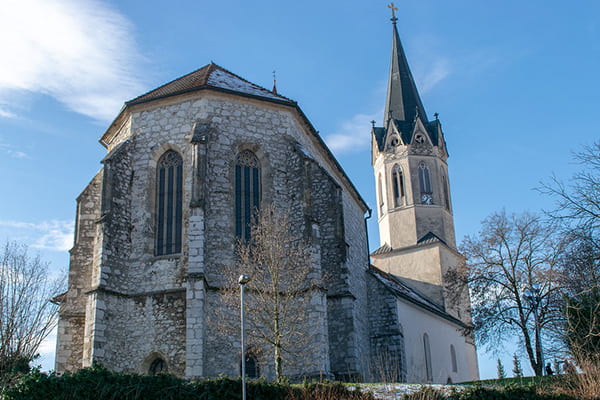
[450,344,458,373]
[155,150,183,256]
[424,333,433,382]
[392,164,405,207]
[240,354,260,379]
[418,163,433,205]
[149,358,167,375]
[235,150,260,241]
[442,174,450,211]
[378,174,385,215]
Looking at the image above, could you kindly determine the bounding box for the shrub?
[0,365,373,400]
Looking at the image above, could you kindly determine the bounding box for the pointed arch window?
[450,344,458,373]
[418,163,433,205]
[424,333,433,382]
[155,150,183,256]
[235,150,261,241]
[392,164,405,207]
[378,173,385,215]
[442,174,450,211]
[149,357,167,375]
[240,353,260,379]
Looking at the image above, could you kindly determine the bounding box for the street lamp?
[239,274,251,400]
[524,284,544,375]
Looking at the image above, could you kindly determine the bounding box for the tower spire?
[384,4,428,127]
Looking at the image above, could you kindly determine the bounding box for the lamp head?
[238,274,251,285]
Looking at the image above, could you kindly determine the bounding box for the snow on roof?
[206,68,286,101]
[369,265,449,315]
[127,63,292,106]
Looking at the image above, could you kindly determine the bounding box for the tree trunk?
[274,311,283,381]
[275,340,283,382]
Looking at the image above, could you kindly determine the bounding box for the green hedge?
[0,365,373,400]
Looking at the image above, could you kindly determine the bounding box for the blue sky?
[1,0,598,379]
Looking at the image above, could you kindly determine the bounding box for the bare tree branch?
[0,241,63,372]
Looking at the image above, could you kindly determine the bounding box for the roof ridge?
[127,64,212,105]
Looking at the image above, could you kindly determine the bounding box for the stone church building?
[55,14,479,383]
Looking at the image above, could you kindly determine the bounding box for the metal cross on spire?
[272,70,278,94]
[387,2,398,23]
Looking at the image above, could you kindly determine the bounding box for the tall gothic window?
[442,174,450,211]
[418,163,433,205]
[423,333,433,382]
[378,173,385,215]
[450,344,458,373]
[235,150,261,241]
[392,164,405,207]
[155,150,183,256]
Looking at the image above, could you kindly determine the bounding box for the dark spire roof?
[384,18,428,127]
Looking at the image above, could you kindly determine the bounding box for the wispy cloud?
[0,0,147,121]
[324,112,381,155]
[0,220,74,252]
[416,57,451,94]
[0,142,29,159]
[0,106,17,119]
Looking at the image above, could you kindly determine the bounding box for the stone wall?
[366,272,406,382]
[56,171,103,373]
[93,289,186,375]
[58,89,370,380]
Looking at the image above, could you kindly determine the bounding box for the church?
[55,10,479,384]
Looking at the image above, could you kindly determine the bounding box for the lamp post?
[239,274,251,400]
[524,284,544,375]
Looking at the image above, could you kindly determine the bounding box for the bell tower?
[370,6,461,312]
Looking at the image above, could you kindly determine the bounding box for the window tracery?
[418,163,433,205]
[392,164,405,207]
[155,150,183,256]
[235,150,261,240]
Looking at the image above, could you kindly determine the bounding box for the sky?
[1,0,599,380]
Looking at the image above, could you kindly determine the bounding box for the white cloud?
[324,112,381,155]
[0,220,74,252]
[0,106,17,119]
[0,0,146,121]
[0,142,28,159]
[417,57,451,94]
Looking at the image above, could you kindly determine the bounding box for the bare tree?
[453,211,566,376]
[539,141,600,367]
[539,141,600,235]
[0,241,63,372]
[217,205,319,382]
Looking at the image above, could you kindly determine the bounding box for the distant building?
[55,12,479,383]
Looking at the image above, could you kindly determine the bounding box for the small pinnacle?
[272,70,277,94]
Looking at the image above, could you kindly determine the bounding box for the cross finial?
[388,2,398,23]
[272,70,278,94]
[434,112,439,120]
[370,120,376,128]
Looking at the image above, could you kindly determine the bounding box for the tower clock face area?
[421,193,433,205]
